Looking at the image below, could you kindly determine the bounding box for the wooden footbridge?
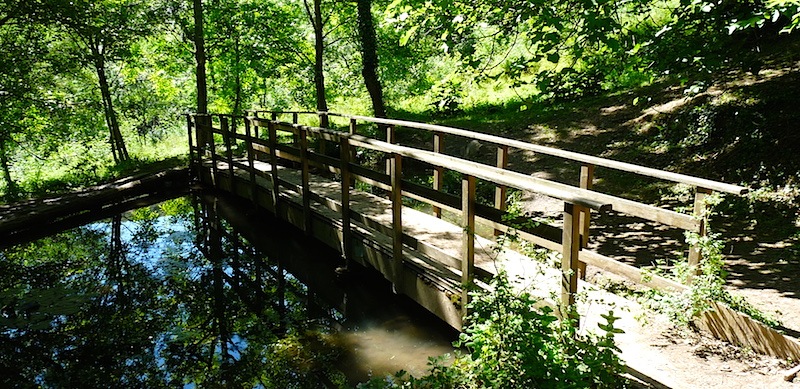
[186,111,800,363]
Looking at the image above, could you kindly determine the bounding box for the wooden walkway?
[187,111,800,365]
[0,167,189,249]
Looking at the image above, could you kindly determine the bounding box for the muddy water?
[0,191,457,387]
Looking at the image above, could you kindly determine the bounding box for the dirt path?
[428,65,800,386]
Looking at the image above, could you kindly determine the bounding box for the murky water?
[0,192,456,387]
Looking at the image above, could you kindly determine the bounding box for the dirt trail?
[442,65,800,386]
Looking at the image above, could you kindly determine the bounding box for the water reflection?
[0,193,455,387]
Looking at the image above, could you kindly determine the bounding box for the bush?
[360,271,628,389]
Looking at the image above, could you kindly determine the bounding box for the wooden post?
[221,117,235,193]
[318,112,328,156]
[577,163,594,280]
[209,116,218,185]
[390,152,403,290]
[494,144,509,236]
[340,136,352,264]
[385,125,396,176]
[300,127,312,235]
[432,131,444,218]
[348,119,357,188]
[244,116,258,203]
[187,115,196,168]
[461,174,476,317]
[687,187,712,284]
[195,114,212,156]
[267,120,281,209]
[561,202,583,316]
[292,112,299,147]
[349,118,357,135]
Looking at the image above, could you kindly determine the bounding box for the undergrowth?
[358,271,629,389]
[638,193,782,328]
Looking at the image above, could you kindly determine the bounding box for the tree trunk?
[313,0,329,127]
[0,138,18,196]
[356,0,386,118]
[232,34,242,116]
[94,55,129,162]
[193,0,208,114]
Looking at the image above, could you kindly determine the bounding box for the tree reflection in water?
[0,195,349,388]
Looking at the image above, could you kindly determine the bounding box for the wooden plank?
[687,187,712,284]
[462,174,476,316]
[300,127,312,235]
[221,117,236,194]
[494,144,509,236]
[433,131,444,218]
[578,163,593,280]
[579,250,687,292]
[245,117,258,202]
[328,113,749,195]
[267,121,281,207]
[390,153,403,287]
[386,125,396,176]
[695,300,800,361]
[348,136,613,212]
[340,137,352,264]
[561,203,581,313]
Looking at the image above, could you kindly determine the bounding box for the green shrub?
[360,271,628,389]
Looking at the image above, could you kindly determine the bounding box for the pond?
[0,191,457,388]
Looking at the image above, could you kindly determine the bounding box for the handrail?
[266,120,613,212]
[254,110,747,195]
[326,112,748,195]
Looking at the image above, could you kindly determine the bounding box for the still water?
[0,192,456,388]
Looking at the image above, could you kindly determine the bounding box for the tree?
[193,0,209,114]
[356,0,387,117]
[42,0,166,162]
[304,0,330,126]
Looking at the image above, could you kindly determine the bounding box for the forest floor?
[412,59,800,387]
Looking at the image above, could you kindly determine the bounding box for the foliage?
[640,195,782,328]
[360,271,628,389]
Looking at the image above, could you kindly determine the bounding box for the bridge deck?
[205,159,511,290]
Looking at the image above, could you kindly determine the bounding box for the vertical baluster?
[187,115,196,169]
[461,174,476,318]
[432,131,444,218]
[577,163,594,280]
[244,116,258,203]
[494,144,509,236]
[348,119,357,188]
[390,152,403,289]
[209,116,219,186]
[300,127,312,235]
[292,112,299,147]
[221,117,235,193]
[267,120,280,210]
[340,135,352,264]
[385,125,396,176]
[561,202,583,321]
[687,187,712,284]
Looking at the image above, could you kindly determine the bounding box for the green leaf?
[399,25,419,46]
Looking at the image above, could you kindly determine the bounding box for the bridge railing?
[251,110,749,280]
[189,111,747,315]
